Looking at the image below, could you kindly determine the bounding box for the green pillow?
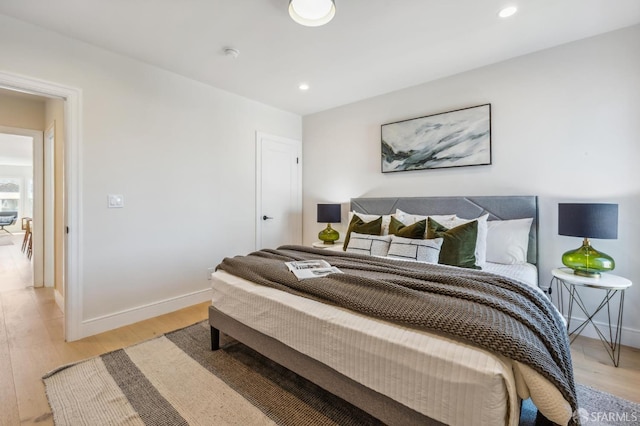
[343,214,383,251]
[389,216,426,239]
[427,217,479,269]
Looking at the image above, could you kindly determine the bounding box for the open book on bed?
[285,260,342,280]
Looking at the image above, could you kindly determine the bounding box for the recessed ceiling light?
[498,6,518,18]
[298,83,310,91]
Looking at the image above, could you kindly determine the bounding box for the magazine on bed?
[285,260,342,280]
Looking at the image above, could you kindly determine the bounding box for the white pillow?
[387,235,443,263]
[438,214,489,268]
[394,209,456,226]
[346,232,392,257]
[348,211,392,235]
[486,218,533,264]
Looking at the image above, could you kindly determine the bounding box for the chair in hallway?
[0,211,18,234]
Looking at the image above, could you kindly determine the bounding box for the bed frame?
[210,195,539,425]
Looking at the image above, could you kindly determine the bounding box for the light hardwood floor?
[1,234,639,425]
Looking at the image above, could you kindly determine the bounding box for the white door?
[256,132,302,250]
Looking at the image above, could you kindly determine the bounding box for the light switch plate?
[108,194,124,208]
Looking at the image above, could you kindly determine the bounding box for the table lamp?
[558,203,618,277]
[317,203,341,244]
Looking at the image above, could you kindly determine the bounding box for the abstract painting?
[381,104,491,173]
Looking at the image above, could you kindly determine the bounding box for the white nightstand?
[551,267,632,367]
[312,242,344,251]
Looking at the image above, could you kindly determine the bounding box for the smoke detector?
[224,47,240,59]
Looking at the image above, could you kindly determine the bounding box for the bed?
[209,196,577,426]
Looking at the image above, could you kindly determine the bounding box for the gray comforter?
[217,245,578,424]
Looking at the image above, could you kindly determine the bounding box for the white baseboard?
[54,289,64,313]
[566,315,640,349]
[79,288,213,339]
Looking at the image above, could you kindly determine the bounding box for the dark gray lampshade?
[317,204,341,223]
[558,203,618,239]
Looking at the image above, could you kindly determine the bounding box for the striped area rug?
[43,321,382,426]
[44,321,640,426]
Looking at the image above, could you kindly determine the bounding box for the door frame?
[255,132,302,250]
[44,123,55,288]
[0,71,83,341]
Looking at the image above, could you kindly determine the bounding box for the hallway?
[0,233,33,292]
[0,232,62,424]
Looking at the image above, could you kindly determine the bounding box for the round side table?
[312,241,343,251]
[551,267,632,367]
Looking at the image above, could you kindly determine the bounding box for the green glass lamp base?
[318,224,339,244]
[562,238,615,278]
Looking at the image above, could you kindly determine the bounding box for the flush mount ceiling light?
[498,6,518,18]
[298,83,310,91]
[289,0,336,27]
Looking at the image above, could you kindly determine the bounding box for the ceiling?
[0,0,639,116]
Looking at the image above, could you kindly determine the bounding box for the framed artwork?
[381,104,491,173]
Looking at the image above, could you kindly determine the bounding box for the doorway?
[0,133,34,235]
[0,70,81,341]
[0,131,37,293]
[0,125,45,286]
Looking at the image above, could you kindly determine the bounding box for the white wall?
[302,25,640,347]
[0,93,45,130]
[0,14,301,336]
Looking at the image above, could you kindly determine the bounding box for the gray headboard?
[350,196,539,265]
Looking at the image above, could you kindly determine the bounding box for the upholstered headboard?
[350,196,538,265]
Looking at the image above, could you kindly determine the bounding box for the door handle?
[262,215,273,221]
